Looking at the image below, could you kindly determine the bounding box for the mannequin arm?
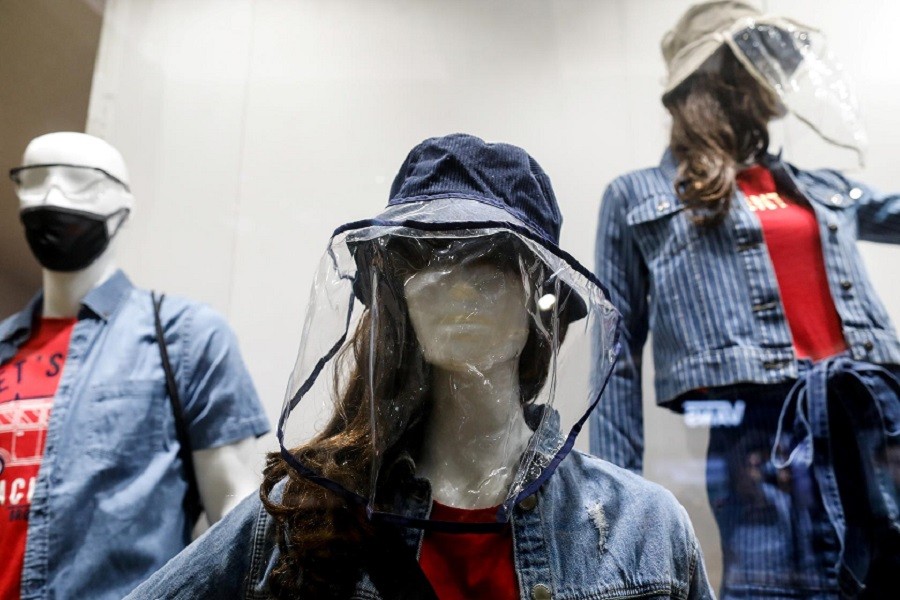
[193,437,261,523]
[854,180,900,244]
[590,179,649,473]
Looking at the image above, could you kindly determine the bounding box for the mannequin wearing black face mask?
[21,206,131,273]
[0,132,271,600]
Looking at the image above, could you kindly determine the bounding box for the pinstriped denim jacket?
[125,451,714,600]
[590,149,900,471]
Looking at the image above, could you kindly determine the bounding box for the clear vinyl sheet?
[725,15,868,163]
[278,197,620,529]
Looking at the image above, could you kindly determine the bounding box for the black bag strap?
[152,292,202,520]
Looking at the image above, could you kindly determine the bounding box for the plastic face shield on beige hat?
[662,1,867,165]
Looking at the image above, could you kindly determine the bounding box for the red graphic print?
[0,318,74,599]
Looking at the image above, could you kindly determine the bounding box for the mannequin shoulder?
[602,166,676,210]
[130,289,238,338]
[788,162,866,193]
[550,451,691,526]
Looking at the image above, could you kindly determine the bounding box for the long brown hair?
[663,46,782,226]
[260,237,562,598]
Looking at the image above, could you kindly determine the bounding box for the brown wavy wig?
[663,46,783,226]
[260,235,565,598]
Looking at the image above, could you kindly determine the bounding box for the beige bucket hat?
[661,0,762,95]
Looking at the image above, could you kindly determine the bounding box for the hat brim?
[342,196,591,324]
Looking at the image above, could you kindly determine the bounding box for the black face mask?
[19,206,129,272]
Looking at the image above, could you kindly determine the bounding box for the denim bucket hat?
[279,133,620,532]
[352,133,590,323]
[386,133,562,244]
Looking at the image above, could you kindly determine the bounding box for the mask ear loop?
[107,207,131,238]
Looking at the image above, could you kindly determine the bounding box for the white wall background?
[86,0,900,587]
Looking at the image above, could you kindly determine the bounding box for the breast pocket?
[626,194,696,267]
[82,379,168,463]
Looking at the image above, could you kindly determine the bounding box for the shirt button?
[840,280,853,291]
[849,187,863,200]
[863,340,874,351]
[657,201,670,212]
[519,494,538,511]
[827,223,838,233]
[532,583,553,600]
[830,194,843,205]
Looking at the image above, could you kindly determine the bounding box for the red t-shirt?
[0,318,75,600]
[736,165,848,360]
[419,502,518,600]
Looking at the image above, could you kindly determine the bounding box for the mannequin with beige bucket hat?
[592,1,900,598]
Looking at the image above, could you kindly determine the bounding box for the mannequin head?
[261,233,562,596]
[661,1,786,226]
[10,132,135,315]
[403,248,530,375]
[16,132,133,220]
[262,134,609,597]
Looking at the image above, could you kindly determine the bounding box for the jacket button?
[863,341,874,351]
[827,223,838,233]
[532,583,552,600]
[849,187,863,200]
[840,280,853,291]
[519,494,538,511]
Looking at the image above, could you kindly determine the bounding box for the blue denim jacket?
[126,450,714,600]
[591,150,900,471]
[0,271,270,600]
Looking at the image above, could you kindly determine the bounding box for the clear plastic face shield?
[724,16,868,165]
[278,198,620,531]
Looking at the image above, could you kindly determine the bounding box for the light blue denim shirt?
[126,450,714,600]
[0,270,270,600]
[591,150,900,471]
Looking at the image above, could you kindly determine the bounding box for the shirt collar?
[660,148,679,183]
[81,269,134,321]
[0,269,134,350]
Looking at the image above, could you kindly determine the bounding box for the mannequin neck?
[41,249,118,318]
[416,359,532,509]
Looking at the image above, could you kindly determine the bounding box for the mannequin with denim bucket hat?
[591,2,900,598]
[126,133,714,600]
[0,132,271,599]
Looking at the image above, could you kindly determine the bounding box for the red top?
[0,318,75,600]
[736,165,848,360]
[419,502,518,600]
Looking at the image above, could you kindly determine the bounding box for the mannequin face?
[15,132,133,222]
[403,259,530,373]
[13,132,134,276]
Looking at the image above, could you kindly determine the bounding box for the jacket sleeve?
[590,178,650,473]
[687,537,716,600]
[124,491,264,599]
[852,177,900,244]
[177,302,271,450]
